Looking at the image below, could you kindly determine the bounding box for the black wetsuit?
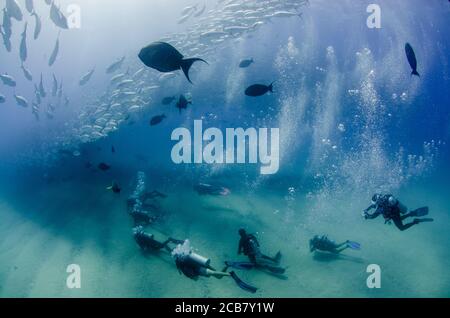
[365,195,418,231]
[238,234,278,264]
[310,236,349,254]
[134,232,182,252]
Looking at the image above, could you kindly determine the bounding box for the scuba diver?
[363,194,433,231]
[133,226,183,252]
[194,183,230,196]
[171,240,257,293]
[229,229,285,275]
[309,235,361,254]
[129,209,158,226]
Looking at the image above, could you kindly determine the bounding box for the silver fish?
[106,57,125,74]
[5,0,23,22]
[48,35,60,66]
[52,74,58,97]
[0,73,16,87]
[79,68,95,86]
[31,10,41,40]
[25,0,34,13]
[50,2,68,29]
[20,23,28,62]
[21,63,33,81]
[39,74,46,97]
[14,94,29,107]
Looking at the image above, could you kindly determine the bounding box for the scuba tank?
[187,252,211,267]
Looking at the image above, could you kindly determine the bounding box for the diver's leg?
[335,243,350,253]
[392,214,416,231]
[260,254,278,262]
[205,269,230,279]
[400,212,415,221]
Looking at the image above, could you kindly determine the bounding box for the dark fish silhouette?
[111,146,116,153]
[245,82,274,97]
[162,96,176,105]
[405,43,419,77]
[98,163,111,171]
[150,114,166,126]
[138,41,207,84]
[239,58,254,68]
[176,95,191,113]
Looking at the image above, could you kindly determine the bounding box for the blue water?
[0,0,449,297]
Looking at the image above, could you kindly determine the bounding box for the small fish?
[21,64,33,81]
[111,146,116,153]
[25,0,34,13]
[52,74,58,97]
[6,0,23,21]
[106,56,125,74]
[239,58,254,68]
[14,94,29,107]
[0,94,6,103]
[31,10,41,40]
[405,43,420,77]
[98,163,111,171]
[79,68,95,86]
[50,1,68,29]
[245,82,274,97]
[57,81,63,98]
[20,23,28,62]
[39,74,46,97]
[48,34,60,66]
[150,114,166,126]
[0,73,16,87]
[0,27,12,52]
[176,94,192,113]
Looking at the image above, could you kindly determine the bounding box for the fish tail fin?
[181,58,208,84]
[412,70,420,77]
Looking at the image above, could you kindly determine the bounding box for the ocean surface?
[0,0,449,298]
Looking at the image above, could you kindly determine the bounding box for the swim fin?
[410,207,429,217]
[229,271,257,294]
[225,261,255,270]
[416,218,434,224]
[347,241,361,250]
[263,265,286,274]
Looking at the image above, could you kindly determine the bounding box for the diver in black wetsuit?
[309,235,360,254]
[133,226,183,252]
[238,229,281,265]
[363,194,433,231]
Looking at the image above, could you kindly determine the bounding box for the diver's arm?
[238,241,243,254]
[364,210,380,219]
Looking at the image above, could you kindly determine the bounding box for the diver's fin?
[274,251,282,263]
[411,70,420,77]
[347,241,361,250]
[180,58,208,84]
[229,271,257,294]
[416,218,434,224]
[410,207,429,217]
[263,265,286,274]
[225,261,255,270]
